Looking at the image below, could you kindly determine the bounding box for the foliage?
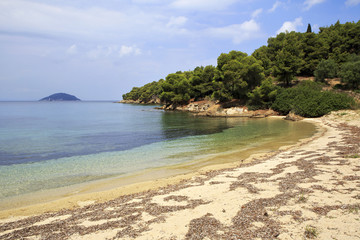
[213,51,265,101]
[271,81,355,117]
[304,225,318,239]
[306,23,312,33]
[247,77,280,109]
[160,73,192,105]
[319,20,360,64]
[339,55,360,89]
[314,59,337,82]
[190,65,216,100]
[252,46,273,76]
[269,32,305,85]
[122,80,163,102]
[301,32,329,76]
[122,20,359,112]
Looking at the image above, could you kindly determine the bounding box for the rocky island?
[39,93,81,101]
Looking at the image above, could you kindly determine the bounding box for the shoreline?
[0,117,316,217]
[1,110,359,239]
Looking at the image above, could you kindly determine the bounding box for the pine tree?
[306,23,312,33]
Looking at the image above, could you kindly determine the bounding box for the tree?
[314,59,338,82]
[271,81,354,117]
[272,32,305,86]
[252,45,273,76]
[213,51,265,101]
[301,33,329,76]
[160,73,192,105]
[339,56,360,89]
[122,87,141,100]
[190,65,216,100]
[247,77,280,109]
[306,23,312,33]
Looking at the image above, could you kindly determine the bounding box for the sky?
[0,0,359,101]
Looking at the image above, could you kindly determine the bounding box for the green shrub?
[247,77,280,110]
[340,58,360,90]
[305,225,318,239]
[314,59,337,82]
[272,81,355,117]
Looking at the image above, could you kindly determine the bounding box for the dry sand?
[0,110,359,240]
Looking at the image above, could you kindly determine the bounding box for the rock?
[285,112,304,121]
[225,107,247,115]
[118,99,140,104]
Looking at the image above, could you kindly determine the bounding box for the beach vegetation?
[314,59,338,82]
[339,55,360,89]
[122,20,360,117]
[348,206,359,214]
[297,194,308,203]
[271,81,355,117]
[247,77,280,110]
[304,225,319,239]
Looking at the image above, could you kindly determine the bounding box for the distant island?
[40,93,81,101]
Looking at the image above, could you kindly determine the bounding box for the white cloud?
[119,45,142,57]
[170,0,237,11]
[166,16,188,28]
[251,8,263,18]
[66,44,78,55]
[268,1,282,12]
[0,0,128,40]
[86,45,141,60]
[276,17,303,34]
[345,0,360,6]
[303,0,326,10]
[207,19,261,44]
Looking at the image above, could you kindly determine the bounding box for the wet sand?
[0,110,359,239]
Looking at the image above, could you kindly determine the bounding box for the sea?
[0,101,316,206]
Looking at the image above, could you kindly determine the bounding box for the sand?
[0,110,359,240]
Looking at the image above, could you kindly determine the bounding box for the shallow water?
[0,102,316,201]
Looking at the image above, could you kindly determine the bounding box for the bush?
[247,77,280,110]
[314,59,337,82]
[340,58,360,89]
[272,81,355,117]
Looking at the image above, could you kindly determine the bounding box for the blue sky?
[0,0,359,100]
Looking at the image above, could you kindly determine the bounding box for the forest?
[122,20,360,117]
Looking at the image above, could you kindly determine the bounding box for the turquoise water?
[0,102,315,200]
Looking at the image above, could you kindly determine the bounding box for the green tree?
[190,65,216,100]
[314,59,338,82]
[160,73,192,104]
[247,77,280,109]
[122,87,141,100]
[301,33,329,76]
[138,80,163,102]
[319,20,360,64]
[306,23,312,33]
[213,51,265,101]
[252,45,273,76]
[272,81,354,117]
[270,32,305,86]
[339,56,360,89]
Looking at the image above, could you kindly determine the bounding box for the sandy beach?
[0,110,359,240]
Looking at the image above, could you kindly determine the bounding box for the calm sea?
[0,101,315,201]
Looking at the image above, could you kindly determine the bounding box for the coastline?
[0,117,315,216]
[0,110,359,239]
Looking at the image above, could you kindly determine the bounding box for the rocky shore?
[119,99,282,119]
[0,110,359,239]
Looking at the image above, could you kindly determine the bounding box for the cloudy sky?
[1,0,359,100]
